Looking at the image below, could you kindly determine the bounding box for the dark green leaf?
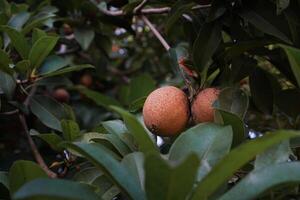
[61,119,81,141]
[63,142,146,200]
[128,74,155,103]
[7,11,30,30]
[0,171,9,189]
[192,21,222,72]
[191,130,300,200]
[0,49,13,74]
[29,36,59,69]
[36,133,64,152]
[145,153,199,200]
[32,28,46,44]
[1,26,30,59]
[41,64,94,78]
[169,123,233,181]
[0,71,16,99]
[13,178,99,200]
[15,60,30,74]
[9,160,47,194]
[38,55,69,75]
[110,106,159,154]
[219,162,300,200]
[74,28,95,50]
[29,95,65,131]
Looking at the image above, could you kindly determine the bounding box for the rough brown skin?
[80,74,93,87]
[191,88,220,123]
[52,88,70,103]
[143,86,189,137]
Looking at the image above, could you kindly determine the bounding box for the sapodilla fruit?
[80,74,93,88]
[53,88,70,103]
[191,88,220,123]
[143,86,189,137]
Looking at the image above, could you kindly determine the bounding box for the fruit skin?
[52,88,70,103]
[191,88,220,123]
[143,86,189,137]
[80,74,93,87]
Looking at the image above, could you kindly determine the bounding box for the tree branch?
[134,0,148,14]
[141,15,170,51]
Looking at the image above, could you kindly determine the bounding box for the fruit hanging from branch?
[143,86,189,137]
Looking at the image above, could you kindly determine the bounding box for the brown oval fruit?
[80,74,93,87]
[191,88,220,123]
[52,88,70,103]
[143,86,189,137]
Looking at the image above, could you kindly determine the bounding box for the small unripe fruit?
[143,86,189,137]
[52,88,70,103]
[80,74,93,87]
[191,88,220,123]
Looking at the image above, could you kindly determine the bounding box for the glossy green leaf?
[77,86,121,109]
[0,71,16,99]
[145,153,200,200]
[9,160,47,194]
[61,119,81,141]
[7,11,30,30]
[254,141,291,170]
[74,28,95,50]
[0,49,13,74]
[29,36,59,69]
[1,26,30,59]
[239,9,292,44]
[191,130,300,200]
[73,166,102,184]
[38,55,69,75]
[29,95,65,131]
[280,44,300,88]
[32,28,46,44]
[128,74,155,103]
[219,162,300,200]
[22,12,56,34]
[169,123,232,181]
[121,152,145,190]
[129,96,147,112]
[192,21,222,72]
[41,64,94,78]
[13,178,99,200]
[102,120,136,151]
[15,59,30,74]
[110,106,159,154]
[63,142,146,200]
[36,133,64,152]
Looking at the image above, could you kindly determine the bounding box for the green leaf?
[74,28,95,50]
[0,172,8,189]
[41,64,94,78]
[121,152,145,190]
[9,160,47,194]
[77,86,121,109]
[1,26,30,59]
[145,153,200,200]
[129,96,147,112]
[61,119,81,141]
[219,162,300,200]
[191,130,300,200]
[254,141,291,170]
[215,110,246,148]
[13,178,99,200]
[192,21,222,72]
[38,55,69,75]
[63,142,146,200]
[15,60,30,74]
[128,74,155,103]
[22,12,56,34]
[169,123,233,181]
[7,11,30,30]
[279,44,300,88]
[0,49,13,74]
[276,0,290,14]
[36,133,64,152]
[239,9,292,44]
[73,167,102,184]
[214,87,249,119]
[29,36,59,69]
[165,1,194,35]
[29,95,65,131]
[110,106,159,154]
[102,120,136,151]
[32,28,46,44]
[0,71,16,99]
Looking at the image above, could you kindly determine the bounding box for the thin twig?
[0,109,19,115]
[19,84,57,178]
[19,114,57,178]
[96,4,211,16]
[134,0,148,14]
[141,15,170,51]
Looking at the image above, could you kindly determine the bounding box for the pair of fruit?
[143,86,220,137]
